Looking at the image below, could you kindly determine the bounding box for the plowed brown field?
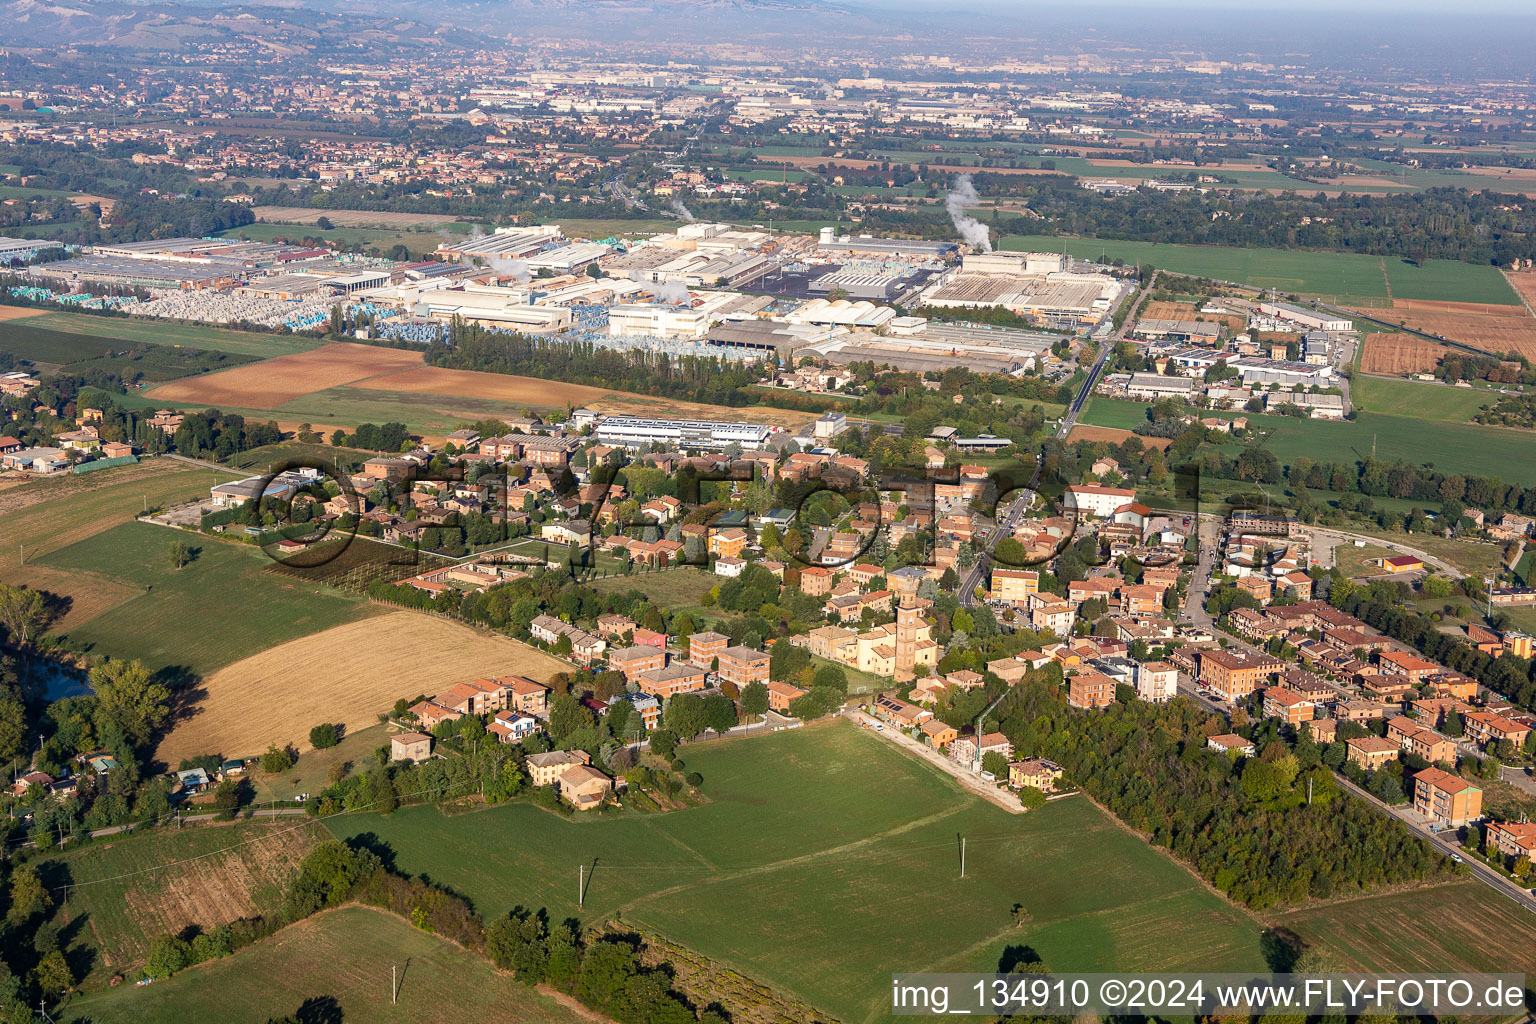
[151,342,424,407]
[1359,333,1449,374]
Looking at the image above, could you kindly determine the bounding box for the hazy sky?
[887,0,1536,12]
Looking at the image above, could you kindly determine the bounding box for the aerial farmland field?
[327,721,1270,1024]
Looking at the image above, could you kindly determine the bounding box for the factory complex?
[9,221,1123,376]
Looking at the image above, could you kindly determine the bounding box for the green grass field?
[1080,397,1536,486]
[586,567,717,608]
[0,321,259,380]
[249,724,387,803]
[1350,375,1497,421]
[61,906,593,1024]
[326,722,1268,1024]
[39,520,381,677]
[1001,235,1517,306]
[24,311,322,358]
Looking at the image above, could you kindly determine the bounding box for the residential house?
[920,719,959,748]
[765,680,808,713]
[527,749,592,788]
[1346,735,1400,771]
[1261,686,1315,726]
[636,662,708,698]
[1485,820,1536,863]
[1135,661,1178,703]
[391,732,433,763]
[688,630,729,669]
[1463,711,1531,751]
[1199,649,1268,702]
[1009,758,1065,792]
[559,764,614,810]
[950,732,1013,768]
[873,693,931,728]
[609,645,668,680]
[1385,716,1457,763]
[1207,733,1255,756]
[488,711,540,744]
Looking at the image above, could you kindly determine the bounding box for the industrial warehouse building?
[1255,301,1352,333]
[594,415,775,451]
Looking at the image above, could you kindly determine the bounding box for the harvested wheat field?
[253,205,460,228]
[0,305,46,321]
[155,610,569,764]
[1366,309,1536,360]
[1066,425,1173,450]
[1360,333,1449,375]
[353,364,809,427]
[1388,298,1528,317]
[1508,270,1536,311]
[151,342,424,408]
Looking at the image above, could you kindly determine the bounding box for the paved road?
[958,277,1150,608]
[845,708,1025,813]
[1173,517,1535,914]
[1332,771,1536,915]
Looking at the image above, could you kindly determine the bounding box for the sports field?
[61,905,594,1024]
[38,520,381,680]
[327,721,1269,1024]
[1000,235,1518,306]
[51,819,327,979]
[154,610,569,765]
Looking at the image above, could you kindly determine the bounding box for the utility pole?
[960,836,966,879]
[392,964,397,1004]
[579,864,585,908]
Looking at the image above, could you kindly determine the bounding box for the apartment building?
[717,645,770,687]
[1412,767,1482,828]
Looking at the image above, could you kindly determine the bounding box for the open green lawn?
[1080,397,1536,486]
[25,311,322,358]
[0,321,258,380]
[1002,235,1515,307]
[39,520,381,677]
[62,905,594,1024]
[1516,548,1536,586]
[1383,257,1521,305]
[586,567,717,608]
[326,721,1268,1024]
[249,724,387,803]
[1350,375,1498,421]
[217,222,472,258]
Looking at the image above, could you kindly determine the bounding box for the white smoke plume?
[669,199,697,222]
[945,174,992,252]
[487,256,530,282]
[651,280,691,304]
